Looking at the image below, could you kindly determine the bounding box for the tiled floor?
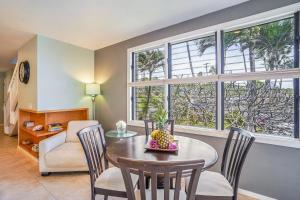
[0,130,255,200]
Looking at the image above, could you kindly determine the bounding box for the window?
[171,36,216,78]
[170,83,216,128]
[224,79,294,137]
[224,18,294,74]
[133,47,166,81]
[128,13,300,138]
[223,17,297,137]
[133,86,165,120]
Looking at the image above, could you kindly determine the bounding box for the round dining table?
[106,135,218,171]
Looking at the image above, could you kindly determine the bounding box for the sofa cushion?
[44,143,87,169]
[66,120,98,143]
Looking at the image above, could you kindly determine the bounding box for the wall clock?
[19,61,30,84]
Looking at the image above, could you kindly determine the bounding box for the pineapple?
[157,131,170,149]
[154,106,170,149]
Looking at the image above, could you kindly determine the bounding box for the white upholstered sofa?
[39,120,99,175]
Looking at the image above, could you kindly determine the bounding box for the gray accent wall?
[95,0,300,199]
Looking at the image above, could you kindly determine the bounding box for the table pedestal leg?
[145,177,172,189]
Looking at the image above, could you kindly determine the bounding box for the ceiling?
[0,0,248,71]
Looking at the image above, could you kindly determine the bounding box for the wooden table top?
[106,135,218,170]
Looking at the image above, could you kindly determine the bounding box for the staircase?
[4,61,19,136]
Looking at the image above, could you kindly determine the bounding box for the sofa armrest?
[39,131,66,156]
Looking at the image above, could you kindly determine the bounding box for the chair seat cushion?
[45,143,87,169]
[135,189,187,200]
[95,167,138,192]
[185,171,233,197]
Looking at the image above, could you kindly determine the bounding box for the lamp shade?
[86,83,100,96]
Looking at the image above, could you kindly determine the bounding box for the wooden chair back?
[77,125,109,193]
[144,119,175,137]
[221,127,255,198]
[118,157,205,200]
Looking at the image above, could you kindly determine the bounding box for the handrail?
[4,60,19,135]
[7,61,19,93]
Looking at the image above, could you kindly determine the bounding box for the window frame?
[127,4,300,140]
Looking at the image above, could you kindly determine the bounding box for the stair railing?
[4,61,19,135]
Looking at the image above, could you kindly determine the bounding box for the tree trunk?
[249,42,256,73]
[186,42,195,77]
[144,72,153,119]
[144,86,152,119]
[242,51,247,72]
[247,40,257,132]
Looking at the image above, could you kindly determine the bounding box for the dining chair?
[144,119,175,137]
[118,157,205,200]
[77,124,139,200]
[144,119,175,189]
[185,127,255,200]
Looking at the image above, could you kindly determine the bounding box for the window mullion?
[164,43,170,118]
[294,11,300,138]
[167,43,172,119]
[131,52,136,121]
[216,30,223,130]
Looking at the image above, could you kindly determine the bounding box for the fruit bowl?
[144,137,178,153]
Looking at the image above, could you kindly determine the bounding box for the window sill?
[127,121,300,149]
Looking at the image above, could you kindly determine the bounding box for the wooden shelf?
[19,108,88,158]
[20,127,66,138]
[19,143,38,157]
[19,108,88,114]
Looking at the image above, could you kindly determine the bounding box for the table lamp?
[86,83,100,119]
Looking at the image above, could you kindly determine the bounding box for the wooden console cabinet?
[18,108,88,158]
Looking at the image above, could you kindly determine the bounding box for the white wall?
[36,36,94,118]
[17,35,95,118]
[17,36,38,110]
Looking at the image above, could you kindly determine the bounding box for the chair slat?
[120,167,135,200]
[231,137,249,185]
[226,133,240,180]
[187,169,201,200]
[151,172,157,200]
[174,171,182,200]
[139,170,146,200]
[228,135,244,184]
[90,130,102,174]
[86,131,100,177]
[163,173,170,200]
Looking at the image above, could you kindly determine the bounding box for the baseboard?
[239,188,277,200]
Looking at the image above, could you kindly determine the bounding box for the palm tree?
[255,19,294,71]
[137,49,164,119]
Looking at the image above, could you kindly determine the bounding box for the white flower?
[116,120,126,129]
